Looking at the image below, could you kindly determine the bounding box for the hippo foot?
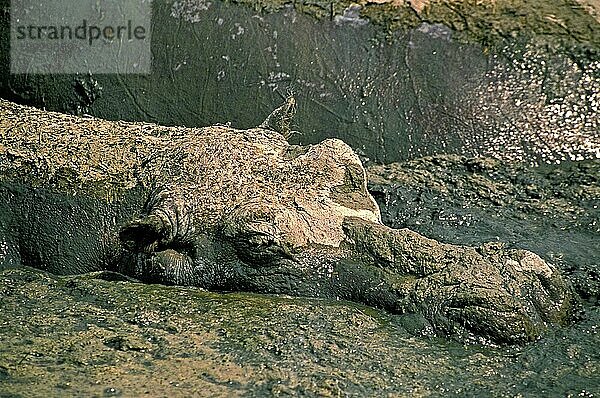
[342,217,576,344]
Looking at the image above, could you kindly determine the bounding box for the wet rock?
[1,0,597,164]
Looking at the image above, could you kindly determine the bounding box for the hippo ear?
[258,95,296,138]
[119,215,169,252]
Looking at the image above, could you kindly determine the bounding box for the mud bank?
[0,153,598,397]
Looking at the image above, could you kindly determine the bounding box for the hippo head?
[117,132,381,292]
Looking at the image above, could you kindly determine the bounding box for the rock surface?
[1,0,598,164]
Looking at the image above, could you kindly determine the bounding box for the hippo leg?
[339,217,575,343]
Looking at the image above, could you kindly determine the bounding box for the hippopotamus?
[0,98,575,344]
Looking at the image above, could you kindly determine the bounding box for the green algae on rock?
[223,0,600,46]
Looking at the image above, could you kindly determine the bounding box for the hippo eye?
[227,226,296,265]
[119,215,168,253]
